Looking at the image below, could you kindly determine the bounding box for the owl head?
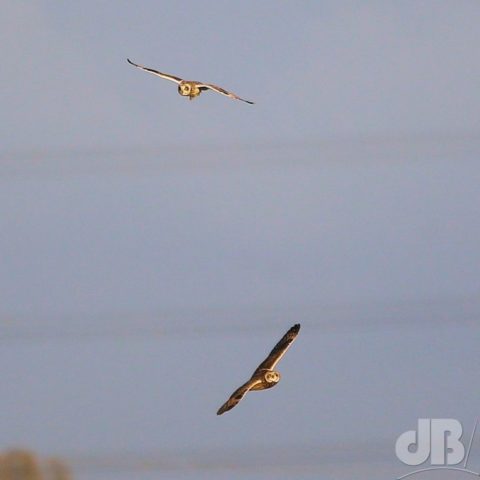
[178,83,192,96]
[264,370,281,384]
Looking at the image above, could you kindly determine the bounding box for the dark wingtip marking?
[217,405,230,415]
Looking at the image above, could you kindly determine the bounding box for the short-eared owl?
[217,324,300,415]
[127,59,254,104]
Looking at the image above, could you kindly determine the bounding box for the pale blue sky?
[1,2,479,479]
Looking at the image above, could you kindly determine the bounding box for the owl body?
[178,81,202,100]
[250,369,281,391]
[216,324,300,415]
[127,59,254,104]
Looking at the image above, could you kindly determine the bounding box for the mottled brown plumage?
[217,324,300,415]
[127,58,254,104]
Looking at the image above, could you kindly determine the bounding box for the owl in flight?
[127,59,254,104]
[217,323,300,415]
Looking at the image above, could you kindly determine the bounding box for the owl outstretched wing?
[127,58,183,84]
[253,323,301,374]
[197,83,254,104]
[216,377,262,415]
